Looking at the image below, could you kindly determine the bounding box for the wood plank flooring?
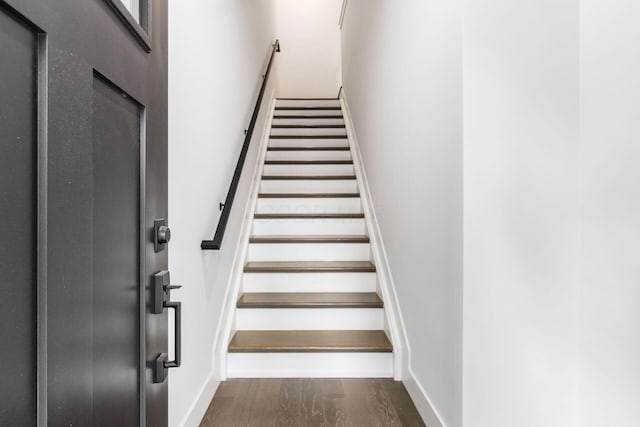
[199,378,425,427]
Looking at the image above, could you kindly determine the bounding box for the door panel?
[92,74,142,426]
[0,7,37,426]
[0,0,169,425]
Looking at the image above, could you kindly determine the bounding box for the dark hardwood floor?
[199,378,425,427]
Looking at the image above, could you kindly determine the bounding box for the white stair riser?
[260,180,358,194]
[272,118,344,126]
[276,99,341,108]
[274,110,343,117]
[235,308,384,330]
[253,218,366,236]
[243,272,377,293]
[271,128,347,136]
[269,138,349,148]
[263,164,354,176]
[227,353,393,378]
[248,242,370,262]
[265,150,351,162]
[256,198,362,214]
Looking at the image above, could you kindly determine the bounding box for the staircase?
[226,98,394,378]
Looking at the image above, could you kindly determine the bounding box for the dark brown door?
[0,0,170,425]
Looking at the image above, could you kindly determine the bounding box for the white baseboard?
[177,373,220,427]
[404,369,447,427]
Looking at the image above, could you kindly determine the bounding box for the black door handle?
[164,301,181,369]
[152,271,183,383]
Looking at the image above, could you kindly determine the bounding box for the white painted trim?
[340,92,410,381]
[227,352,393,378]
[339,0,349,29]
[236,307,385,330]
[243,271,376,293]
[210,92,277,381]
[248,242,371,262]
[177,373,220,427]
[404,369,447,427]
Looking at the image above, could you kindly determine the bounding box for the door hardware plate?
[152,270,170,314]
[154,218,169,253]
[153,353,169,383]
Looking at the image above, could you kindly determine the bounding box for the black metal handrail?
[201,40,280,250]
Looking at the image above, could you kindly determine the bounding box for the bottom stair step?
[228,330,392,353]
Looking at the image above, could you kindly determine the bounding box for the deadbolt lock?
[154,218,170,252]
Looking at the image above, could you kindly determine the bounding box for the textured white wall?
[463,1,581,426]
[579,1,640,426]
[275,0,342,97]
[168,1,275,425]
[341,1,463,426]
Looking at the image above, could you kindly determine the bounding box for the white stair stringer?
[222,97,398,379]
[340,93,408,381]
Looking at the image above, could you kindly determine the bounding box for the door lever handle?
[152,271,183,383]
[164,301,181,369]
[152,271,182,314]
[153,300,182,383]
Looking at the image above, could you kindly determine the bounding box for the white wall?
[168,1,276,425]
[165,1,640,426]
[275,0,342,97]
[341,2,463,426]
[463,1,581,426]
[579,1,640,426]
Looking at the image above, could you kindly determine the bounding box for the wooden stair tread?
[277,98,339,100]
[264,160,353,165]
[258,193,360,198]
[273,115,343,119]
[270,135,347,139]
[250,235,370,244]
[244,261,376,273]
[237,292,383,308]
[228,330,392,353]
[275,107,342,111]
[261,175,356,181]
[267,146,350,151]
[254,213,365,219]
[272,125,346,129]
